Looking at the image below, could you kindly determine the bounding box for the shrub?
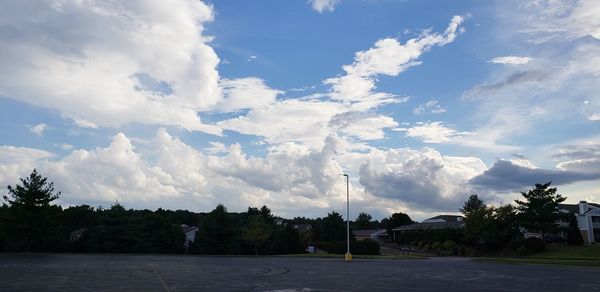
[423,243,431,250]
[316,239,380,255]
[567,230,584,246]
[431,241,442,250]
[516,246,528,256]
[443,240,456,250]
[524,237,546,252]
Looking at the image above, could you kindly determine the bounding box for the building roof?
[353,229,387,236]
[293,224,312,232]
[422,215,463,223]
[180,224,198,234]
[557,202,600,214]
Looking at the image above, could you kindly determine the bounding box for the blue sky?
[0,0,599,220]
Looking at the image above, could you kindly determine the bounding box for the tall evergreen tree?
[566,213,584,246]
[3,169,62,251]
[515,182,566,238]
[192,204,238,254]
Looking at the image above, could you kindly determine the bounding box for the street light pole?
[343,173,352,261]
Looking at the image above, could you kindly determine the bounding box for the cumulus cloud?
[359,147,487,211]
[218,78,283,112]
[28,123,47,136]
[308,0,341,13]
[469,160,600,192]
[489,56,533,65]
[0,146,53,188]
[325,16,465,102]
[0,0,221,134]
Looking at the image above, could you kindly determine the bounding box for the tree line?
[0,169,410,254]
[395,182,585,255]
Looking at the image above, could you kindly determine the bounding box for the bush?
[567,230,584,246]
[524,237,546,252]
[431,241,442,250]
[443,240,456,250]
[316,239,380,255]
[507,237,546,255]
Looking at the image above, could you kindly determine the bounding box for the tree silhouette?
[515,182,565,238]
[3,169,62,251]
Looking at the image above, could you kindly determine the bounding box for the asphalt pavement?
[1,253,599,291]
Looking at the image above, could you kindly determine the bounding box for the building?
[180,224,199,249]
[556,201,600,244]
[390,215,465,242]
[69,228,88,241]
[352,229,388,242]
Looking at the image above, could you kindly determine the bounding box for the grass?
[529,244,600,260]
[480,244,600,268]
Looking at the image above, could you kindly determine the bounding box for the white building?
[557,201,600,244]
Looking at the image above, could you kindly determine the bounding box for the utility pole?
[343,173,352,261]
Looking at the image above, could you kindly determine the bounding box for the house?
[353,229,388,242]
[556,201,600,244]
[180,224,199,249]
[292,224,312,233]
[69,228,88,241]
[391,215,465,242]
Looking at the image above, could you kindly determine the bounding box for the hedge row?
[316,239,380,255]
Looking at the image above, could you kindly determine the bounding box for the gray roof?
[557,203,600,214]
[424,215,463,222]
[181,224,198,234]
[353,229,386,236]
[392,221,465,231]
[293,224,312,232]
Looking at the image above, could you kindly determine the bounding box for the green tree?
[320,211,347,241]
[192,204,238,254]
[515,182,566,238]
[566,213,584,246]
[242,214,272,255]
[353,212,378,230]
[381,212,413,240]
[460,194,490,240]
[3,169,62,251]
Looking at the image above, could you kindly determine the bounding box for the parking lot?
[1,253,599,291]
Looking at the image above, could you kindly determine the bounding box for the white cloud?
[28,123,47,136]
[489,56,533,65]
[413,100,446,115]
[397,121,470,143]
[218,78,283,112]
[589,113,600,121]
[60,143,74,151]
[0,0,221,134]
[359,147,487,211]
[0,130,492,217]
[522,0,600,42]
[0,146,53,189]
[308,0,341,13]
[325,16,465,102]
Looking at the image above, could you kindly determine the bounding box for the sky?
[0,0,599,221]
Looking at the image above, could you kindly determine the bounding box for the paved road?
[1,254,599,291]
